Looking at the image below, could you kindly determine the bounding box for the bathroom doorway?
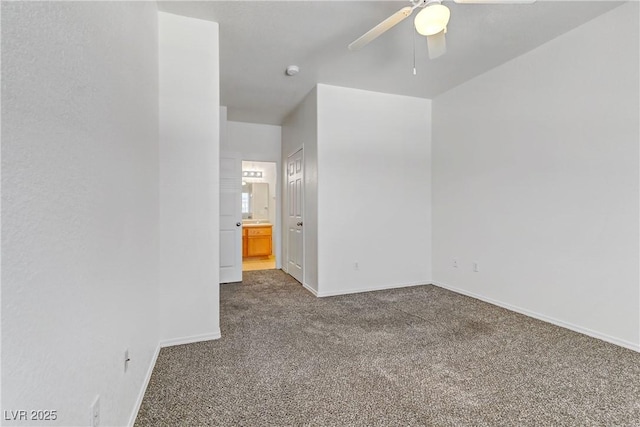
[241,160,278,271]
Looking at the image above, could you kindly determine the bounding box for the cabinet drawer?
[247,227,272,236]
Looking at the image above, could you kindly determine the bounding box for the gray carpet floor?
[135,270,640,426]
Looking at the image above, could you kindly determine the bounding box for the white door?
[286,148,304,283]
[220,151,242,283]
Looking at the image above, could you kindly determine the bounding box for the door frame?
[241,159,281,270]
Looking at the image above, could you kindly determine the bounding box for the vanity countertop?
[242,222,272,227]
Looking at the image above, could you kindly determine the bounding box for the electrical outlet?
[124,349,130,373]
[453,258,458,268]
[473,261,480,272]
[90,396,100,427]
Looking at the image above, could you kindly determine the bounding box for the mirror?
[242,182,269,220]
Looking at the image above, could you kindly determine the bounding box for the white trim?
[128,344,161,427]
[159,330,222,348]
[432,280,640,353]
[316,281,428,298]
[302,281,318,296]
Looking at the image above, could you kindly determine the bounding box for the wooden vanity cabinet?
[242,228,248,258]
[243,225,272,258]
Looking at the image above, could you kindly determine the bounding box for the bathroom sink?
[242,219,270,225]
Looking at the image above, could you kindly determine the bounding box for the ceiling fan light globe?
[414,4,451,36]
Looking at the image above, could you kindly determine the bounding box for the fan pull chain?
[412,26,417,75]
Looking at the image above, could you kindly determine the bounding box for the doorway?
[241,160,277,272]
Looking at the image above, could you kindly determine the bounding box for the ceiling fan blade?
[453,0,535,3]
[427,30,447,59]
[349,6,414,51]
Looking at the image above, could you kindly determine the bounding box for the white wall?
[316,84,432,296]
[432,2,639,350]
[225,121,282,267]
[282,88,319,292]
[225,121,281,162]
[158,12,221,345]
[2,2,160,426]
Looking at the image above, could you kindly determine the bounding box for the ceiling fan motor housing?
[414,2,451,36]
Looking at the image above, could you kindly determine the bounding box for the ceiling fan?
[348,0,535,59]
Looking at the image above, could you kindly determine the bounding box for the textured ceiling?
[158,1,623,125]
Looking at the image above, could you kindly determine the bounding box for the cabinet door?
[247,235,272,257]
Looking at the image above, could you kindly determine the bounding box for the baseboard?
[159,330,222,348]
[316,280,428,298]
[302,281,318,296]
[432,280,640,353]
[128,343,161,427]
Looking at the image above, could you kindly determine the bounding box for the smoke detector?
[285,65,299,76]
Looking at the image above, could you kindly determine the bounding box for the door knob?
[297,222,303,226]
[236,222,242,227]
